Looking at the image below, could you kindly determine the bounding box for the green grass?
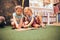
[0,26,60,40]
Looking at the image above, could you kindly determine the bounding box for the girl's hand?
[16,24,21,29]
[23,25,28,28]
[24,21,29,25]
[16,25,19,29]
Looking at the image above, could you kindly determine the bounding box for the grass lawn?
[0,26,60,40]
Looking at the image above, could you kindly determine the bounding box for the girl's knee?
[11,22,15,26]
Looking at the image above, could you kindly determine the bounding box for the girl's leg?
[32,23,40,28]
[11,22,16,29]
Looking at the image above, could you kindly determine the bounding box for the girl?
[11,5,23,29]
[23,7,41,28]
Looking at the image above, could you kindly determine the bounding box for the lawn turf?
[0,26,60,40]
